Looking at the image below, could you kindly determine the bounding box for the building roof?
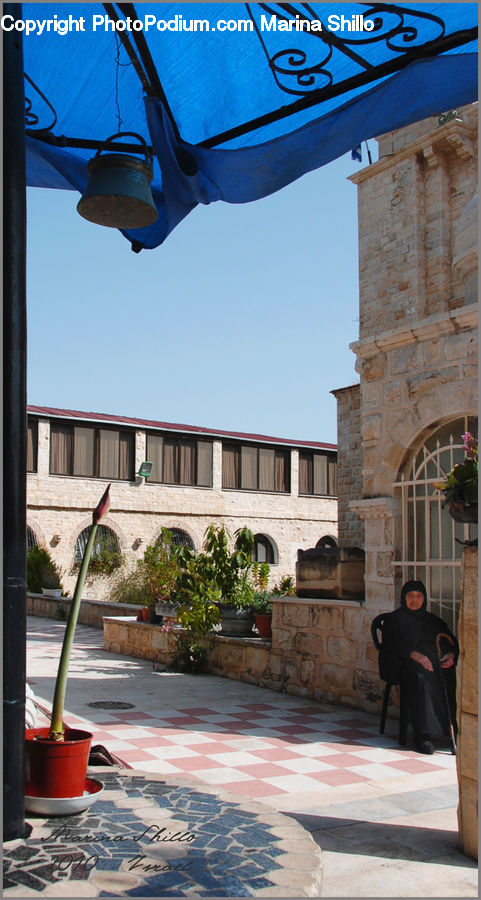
[27,406,337,452]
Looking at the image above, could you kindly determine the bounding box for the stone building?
[26,405,338,599]
[334,102,477,695]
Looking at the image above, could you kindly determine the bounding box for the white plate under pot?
[25,777,104,816]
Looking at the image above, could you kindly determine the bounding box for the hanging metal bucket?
[77,132,158,229]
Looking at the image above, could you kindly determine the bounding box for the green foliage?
[251,562,270,591]
[167,632,210,673]
[272,575,296,596]
[108,565,147,607]
[27,545,65,594]
[199,525,255,607]
[230,570,256,610]
[176,590,222,636]
[251,590,273,615]
[82,546,122,576]
[108,529,181,610]
[433,433,478,507]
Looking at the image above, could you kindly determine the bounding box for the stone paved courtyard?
[3,617,477,897]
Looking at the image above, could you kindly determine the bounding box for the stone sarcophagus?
[296,545,365,601]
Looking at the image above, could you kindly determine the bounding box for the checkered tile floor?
[59,705,453,800]
[28,619,455,804]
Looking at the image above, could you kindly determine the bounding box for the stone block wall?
[339,104,478,626]
[353,105,477,340]
[28,421,338,600]
[27,593,138,628]
[457,546,478,860]
[330,384,364,548]
[349,104,478,501]
[103,596,386,715]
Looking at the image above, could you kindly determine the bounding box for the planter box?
[155,601,179,618]
[219,606,254,637]
[296,546,365,601]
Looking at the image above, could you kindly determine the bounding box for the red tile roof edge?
[27,405,337,451]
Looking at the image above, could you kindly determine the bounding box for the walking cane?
[435,633,457,755]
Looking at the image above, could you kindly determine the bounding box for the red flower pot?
[25,727,92,798]
[141,607,150,621]
[254,613,272,640]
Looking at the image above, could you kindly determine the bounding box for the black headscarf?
[400,580,428,615]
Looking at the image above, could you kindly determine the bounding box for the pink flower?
[93,484,111,524]
[462,432,478,461]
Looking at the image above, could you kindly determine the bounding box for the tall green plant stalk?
[49,485,111,739]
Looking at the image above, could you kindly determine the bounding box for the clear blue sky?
[27,149,366,445]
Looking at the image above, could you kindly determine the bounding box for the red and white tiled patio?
[25,616,477,897]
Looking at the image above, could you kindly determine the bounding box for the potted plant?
[197,525,256,636]
[108,528,181,623]
[27,545,65,598]
[250,562,272,639]
[253,573,296,639]
[221,572,256,636]
[252,591,273,639]
[433,432,478,523]
[163,585,222,672]
[25,485,111,800]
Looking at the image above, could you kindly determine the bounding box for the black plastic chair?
[371,613,408,745]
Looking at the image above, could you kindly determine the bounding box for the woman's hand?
[410,651,433,671]
[440,652,455,669]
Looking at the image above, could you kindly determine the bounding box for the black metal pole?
[3,3,27,841]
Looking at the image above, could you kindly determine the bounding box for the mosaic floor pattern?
[4,770,322,897]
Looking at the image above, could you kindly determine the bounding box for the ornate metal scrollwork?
[24,74,58,133]
[247,2,446,97]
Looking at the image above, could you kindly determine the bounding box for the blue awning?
[22,2,478,249]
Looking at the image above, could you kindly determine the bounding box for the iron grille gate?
[393,417,477,634]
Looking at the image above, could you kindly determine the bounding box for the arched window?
[316,535,338,550]
[394,416,477,633]
[75,525,122,574]
[27,527,38,550]
[164,528,195,552]
[252,534,277,564]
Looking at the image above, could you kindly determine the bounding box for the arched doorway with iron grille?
[393,416,477,633]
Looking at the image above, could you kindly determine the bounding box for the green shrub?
[75,546,122,576]
[107,564,147,606]
[27,546,65,595]
[108,529,181,610]
[272,575,296,596]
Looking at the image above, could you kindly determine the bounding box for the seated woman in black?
[379,579,458,754]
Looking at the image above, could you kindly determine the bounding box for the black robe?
[379,606,458,738]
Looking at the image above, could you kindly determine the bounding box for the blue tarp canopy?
[22,2,478,249]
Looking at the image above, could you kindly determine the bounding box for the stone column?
[212,440,222,492]
[456,545,478,860]
[37,419,50,475]
[349,497,399,613]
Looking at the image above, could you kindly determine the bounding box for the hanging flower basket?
[433,432,478,525]
[447,498,478,524]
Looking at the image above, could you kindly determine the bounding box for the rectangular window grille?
[146,434,213,487]
[50,422,134,480]
[299,451,338,497]
[27,418,38,473]
[222,443,290,493]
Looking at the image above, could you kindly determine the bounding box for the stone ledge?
[348,117,477,185]
[350,497,399,520]
[350,306,478,360]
